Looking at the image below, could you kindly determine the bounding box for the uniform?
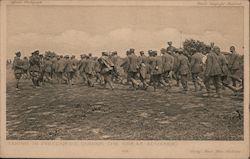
[127,53,140,88]
[162,53,174,83]
[64,58,74,85]
[12,56,23,88]
[217,53,229,85]
[228,52,241,86]
[85,57,96,87]
[29,54,41,86]
[204,51,222,96]
[56,57,67,84]
[78,57,88,84]
[99,54,115,89]
[22,58,30,79]
[190,52,204,91]
[172,53,180,86]
[177,53,190,91]
[43,58,52,82]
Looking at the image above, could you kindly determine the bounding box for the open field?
[6,69,243,140]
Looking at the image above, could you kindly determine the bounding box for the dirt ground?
[6,69,243,140]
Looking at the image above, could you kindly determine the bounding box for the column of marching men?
[11,41,243,98]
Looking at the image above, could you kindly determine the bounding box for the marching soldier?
[29,50,41,87]
[43,56,53,83]
[190,49,204,91]
[56,55,67,84]
[161,48,174,86]
[204,46,222,97]
[228,46,241,87]
[170,48,180,87]
[78,54,88,84]
[22,56,30,79]
[176,48,190,93]
[120,51,130,84]
[12,51,24,89]
[149,51,168,91]
[138,51,149,89]
[85,54,96,87]
[215,46,229,88]
[127,48,140,90]
[64,55,74,85]
[99,52,115,89]
[71,55,79,82]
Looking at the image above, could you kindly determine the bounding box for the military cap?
[102,52,109,56]
[33,50,39,55]
[167,41,172,45]
[177,48,184,53]
[15,51,21,56]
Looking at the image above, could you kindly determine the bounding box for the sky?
[6,5,244,58]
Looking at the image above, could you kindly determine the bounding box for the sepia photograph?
[0,0,249,158]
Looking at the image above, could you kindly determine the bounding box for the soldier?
[56,55,67,84]
[170,48,180,87]
[51,55,58,79]
[22,56,30,79]
[176,48,190,93]
[215,46,229,88]
[64,55,74,85]
[43,56,53,83]
[78,54,88,84]
[149,51,168,91]
[120,51,130,84]
[99,52,115,89]
[138,51,149,89]
[94,56,104,85]
[85,54,96,87]
[110,51,120,83]
[166,41,176,54]
[38,54,45,85]
[12,51,23,89]
[29,50,41,87]
[161,48,174,86]
[70,55,79,83]
[204,46,222,97]
[127,48,140,90]
[228,46,241,87]
[190,49,204,91]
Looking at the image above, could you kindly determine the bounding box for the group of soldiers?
[11,41,243,97]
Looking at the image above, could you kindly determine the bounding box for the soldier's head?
[230,46,236,53]
[24,56,27,59]
[167,41,172,46]
[112,51,117,56]
[65,55,69,59]
[15,51,21,57]
[88,53,92,57]
[60,55,63,59]
[213,46,220,55]
[160,48,166,54]
[102,52,108,56]
[148,50,153,56]
[129,48,135,54]
[153,51,157,56]
[71,55,75,59]
[177,48,184,55]
[140,51,144,56]
[33,50,39,57]
[39,54,43,59]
